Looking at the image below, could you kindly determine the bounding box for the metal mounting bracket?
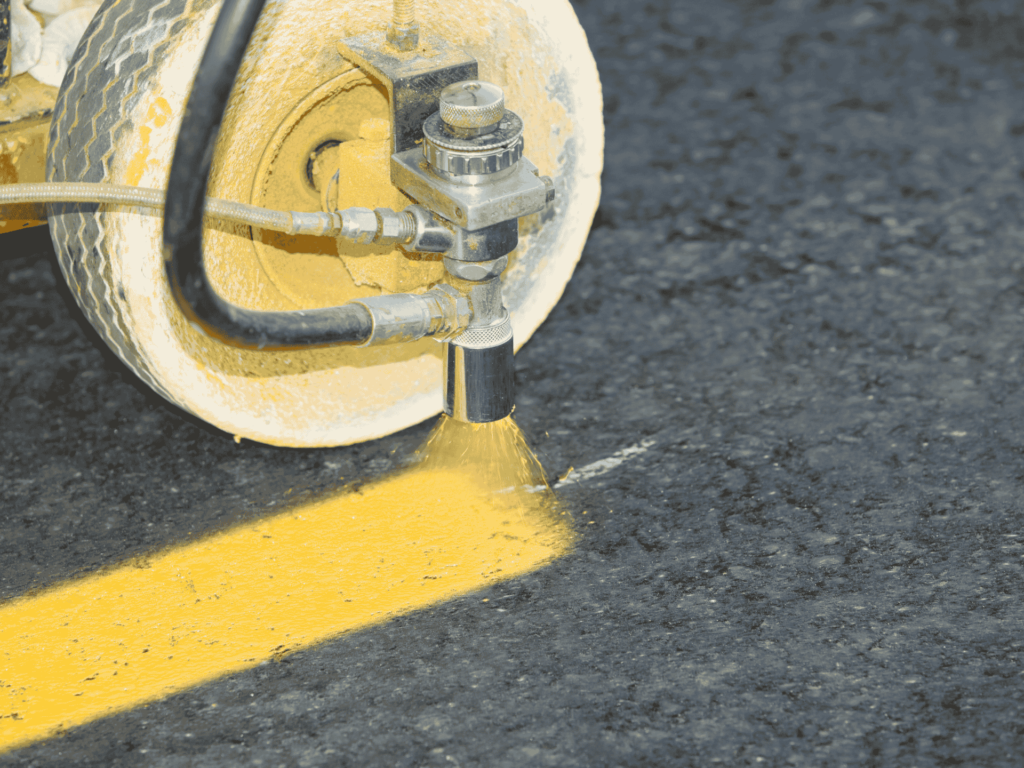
[337,31,478,157]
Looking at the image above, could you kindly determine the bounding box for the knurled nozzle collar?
[422,111,525,179]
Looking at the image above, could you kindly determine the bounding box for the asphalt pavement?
[4,0,1024,765]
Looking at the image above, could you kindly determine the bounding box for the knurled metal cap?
[439,81,505,130]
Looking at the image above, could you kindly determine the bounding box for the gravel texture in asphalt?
[4,0,1024,765]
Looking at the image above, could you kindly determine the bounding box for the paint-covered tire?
[47,0,603,447]
[47,0,220,410]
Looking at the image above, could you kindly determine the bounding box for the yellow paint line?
[0,455,570,753]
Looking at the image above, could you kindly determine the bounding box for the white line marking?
[555,439,657,488]
[515,439,659,494]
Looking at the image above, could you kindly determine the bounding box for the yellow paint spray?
[0,416,569,753]
[416,415,553,509]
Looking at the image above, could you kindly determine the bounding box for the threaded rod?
[387,0,419,51]
[395,210,416,243]
[392,0,415,27]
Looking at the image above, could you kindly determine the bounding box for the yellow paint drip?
[124,97,171,187]
[0,417,569,753]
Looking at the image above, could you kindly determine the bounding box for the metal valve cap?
[440,81,506,132]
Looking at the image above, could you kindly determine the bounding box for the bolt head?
[439,81,505,132]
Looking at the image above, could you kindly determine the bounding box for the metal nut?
[339,207,378,244]
[375,208,415,245]
[386,24,419,52]
[540,175,556,204]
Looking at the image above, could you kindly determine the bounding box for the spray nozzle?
[443,317,515,423]
[440,255,514,423]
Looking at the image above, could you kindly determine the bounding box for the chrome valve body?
[333,29,559,423]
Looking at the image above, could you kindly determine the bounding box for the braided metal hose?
[0,182,344,236]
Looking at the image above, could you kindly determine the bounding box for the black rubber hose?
[1,0,12,88]
[162,0,373,350]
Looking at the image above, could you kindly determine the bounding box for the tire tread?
[48,0,217,407]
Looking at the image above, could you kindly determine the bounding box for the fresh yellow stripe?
[0,463,569,753]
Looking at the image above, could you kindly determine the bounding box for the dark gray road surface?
[4,0,1024,765]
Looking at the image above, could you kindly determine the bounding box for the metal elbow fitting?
[340,261,515,422]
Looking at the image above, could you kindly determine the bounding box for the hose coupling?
[425,283,472,339]
[335,204,455,253]
[351,293,440,346]
[352,284,469,347]
[286,211,344,236]
[337,206,416,246]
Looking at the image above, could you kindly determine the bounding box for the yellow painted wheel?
[47,0,603,446]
